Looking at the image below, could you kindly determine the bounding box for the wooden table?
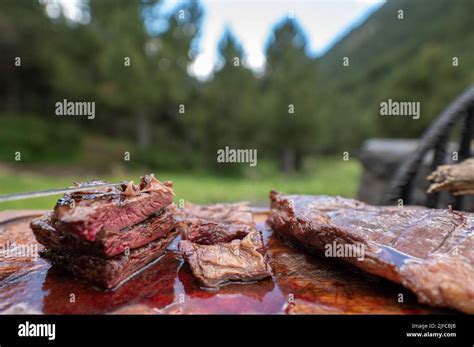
[0,210,446,314]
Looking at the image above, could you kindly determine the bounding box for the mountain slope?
[316,0,474,142]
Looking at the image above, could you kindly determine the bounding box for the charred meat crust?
[52,174,174,241]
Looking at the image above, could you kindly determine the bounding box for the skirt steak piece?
[268,191,474,313]
[40,230,179,289]
[31,205,176,257]
[53,174,174,241]
[177,202,255,245]
[179,230,272,288]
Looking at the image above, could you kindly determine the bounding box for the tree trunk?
[427,158,474,195]
[295,150,303,171]
[136,108,151,149]
[6,69,20,112]
[281,147,296,174]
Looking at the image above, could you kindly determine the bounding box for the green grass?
[0,158,361,211]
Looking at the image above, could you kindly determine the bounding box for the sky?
[185,0,386,79]
[56,0,386,79]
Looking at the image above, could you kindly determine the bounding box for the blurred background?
[0,0,473,209]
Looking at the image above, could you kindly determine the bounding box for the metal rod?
[426,131,449,208]
[454,107,474,210]
[0,183,123,203]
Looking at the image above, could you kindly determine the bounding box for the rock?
[357,138,460,206]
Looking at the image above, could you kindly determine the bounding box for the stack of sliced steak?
[177,202,272,288]
[268,191,474,313]
[30,174,178,289]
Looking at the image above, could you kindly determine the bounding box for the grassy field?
[0,158,361,211]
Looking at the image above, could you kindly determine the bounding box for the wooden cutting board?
[0,209,448,314]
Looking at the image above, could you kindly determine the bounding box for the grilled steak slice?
[41,230,178,289]
[268,191,474,313]
[53,174,174,241]
[31,205,176,257]
[177,202,254,244]
[179,230,272,288]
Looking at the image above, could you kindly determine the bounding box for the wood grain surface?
[0,210,447,314]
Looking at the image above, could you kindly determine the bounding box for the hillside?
[316,0,474,143]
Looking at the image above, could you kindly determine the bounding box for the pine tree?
[264,17,318,173]
[189,28,261,172]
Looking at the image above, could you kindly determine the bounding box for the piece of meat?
[268,191,474,314]
[177,202,254,244]
[179,230,272,288]
[31,205,176,257]
[40,230,179,289]
[284,299,344,315]
[53,174,174,241]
